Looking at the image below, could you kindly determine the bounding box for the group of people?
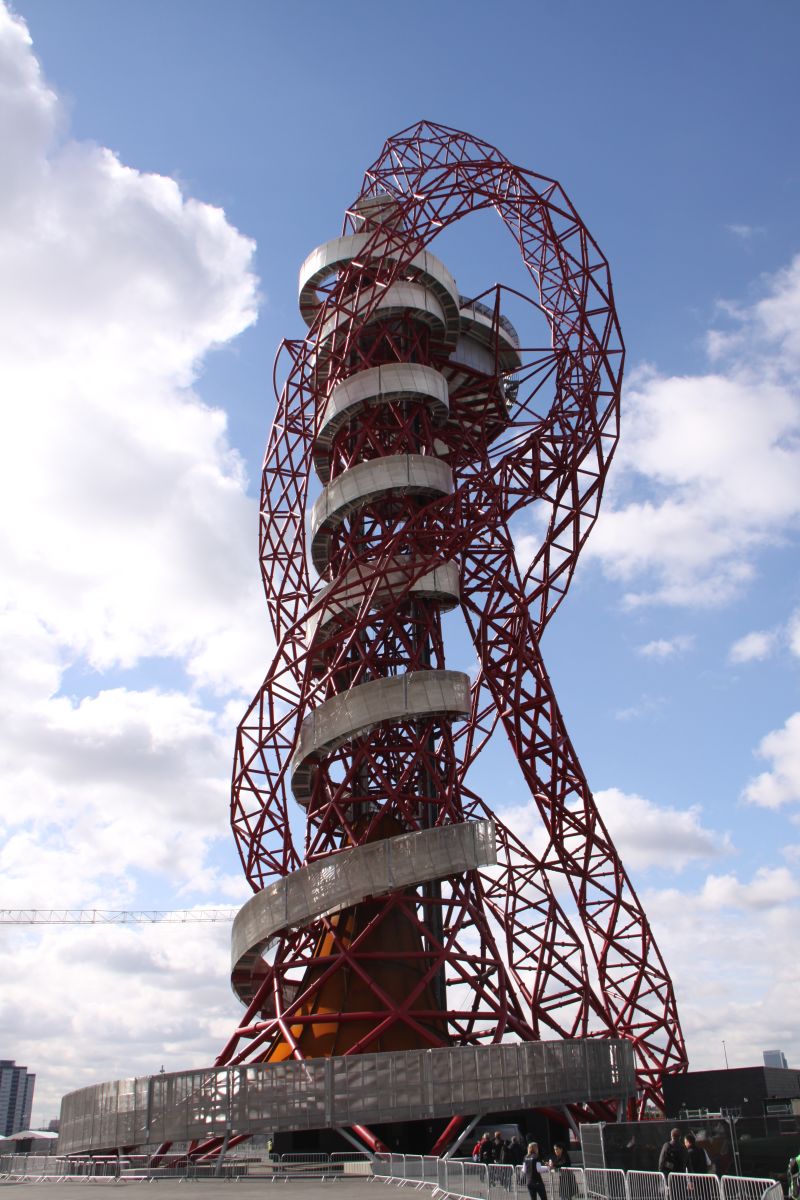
[472,1131,526,1166]
[658,1129,714,1178]
[471,1132,572,1200]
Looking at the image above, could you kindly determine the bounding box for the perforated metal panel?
[58,1038,635,1155]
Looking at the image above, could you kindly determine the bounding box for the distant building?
[47,1118,60,1133]
[663,1064,800,1119]
[763,1050,789,1070]
[0,1061,35,1137]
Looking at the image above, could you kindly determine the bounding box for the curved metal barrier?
[309,453,453,574]
[231,820,497,1003]
[298,234,461,340]
[0,1153,785,1200]
[668,1176,724,1200]
[305,556,460,651]
[628,1171,668,1200]
[57,1038,634,1155]
[290,669,470,803]
[313,363,450,482]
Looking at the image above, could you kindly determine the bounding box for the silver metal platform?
[290,670,471,804]
[309,453,453,575]
[57,1037,636,1154]
[230,820,497,1004]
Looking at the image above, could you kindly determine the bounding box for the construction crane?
[0,909,237,924]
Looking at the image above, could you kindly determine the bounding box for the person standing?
[787,1151,800,1200]
[548,1144,573,1200]
[658,1129,686,1180]
[524,1142,548,1200]
[683,1134,708,1175]
[506,1137,525,1167]
[492,1131,507,1163]
[479,1134,495,1166]
[548,1143,571,1170]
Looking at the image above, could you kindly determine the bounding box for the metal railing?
[58,1040,636,1154]
[0,1149,369,1183]
[628,1171,668,1200]
[373,1157,785,1200]
[0,1152,786,1197]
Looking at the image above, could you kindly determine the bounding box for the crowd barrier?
[372,1155,785,1200]
[0,1151,785,1198]
[0,1150,372,1183]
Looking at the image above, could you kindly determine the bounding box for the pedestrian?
[472,1134,485,1163]
[658,1128,686,1180]
[787,1151,800,1200]
[683,1134,708,1175]
[548,1143,571,1170]
[506,1136,525,1167]
[479,1134,495,1166]
[548,1143,573,1200]
[697,1135,716,1176]
[524,1141,548,1200]
[493,1131,507,1163]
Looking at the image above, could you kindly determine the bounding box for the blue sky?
[0,0,798,1122]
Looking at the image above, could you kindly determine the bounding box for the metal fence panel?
[559,1167,587,1200]
[488,1163,516,1200]
[628,1170,669,1200]
[669,1174,723,1200]
[463,1160,490,1200]
[0,1152,786,1199]
[581,1125,607,1171]
[720,1178,783,1200]
[373,1151,392,1178]
[585,1167,627,1200]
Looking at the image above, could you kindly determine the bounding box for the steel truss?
[221,122,687,1139]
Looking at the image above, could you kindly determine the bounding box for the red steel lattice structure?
[220,122,687,1140]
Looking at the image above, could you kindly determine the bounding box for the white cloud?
[728,629,777,663]
[594,787,728,871]
[0,3,271,1121]
[498,787,728,877]
[643,872,799,1071]
[699,866,800,909]
[0,606,254,908]
[586,256,800,609]
[0,3,270,696]
[742,712,800,809]
[637,634,694,660]
[0,920,241,1121]
[613,694,665,721]
[725,223,765,241]
[788,608,800,658]
[753,255,800,368]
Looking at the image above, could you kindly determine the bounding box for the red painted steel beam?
[221,121,687,1143]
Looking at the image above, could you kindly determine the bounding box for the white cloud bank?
[0,3,271,1118]
[594,787,731,871]
[637,635,694,660]
[728,629,777,663]
[586,256,800,609]
[498,786,727,879]
[0,3,267,693]
[644,867,799,1071]
[743,712,800,811]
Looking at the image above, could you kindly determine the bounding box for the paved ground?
[0,1183,375,1198]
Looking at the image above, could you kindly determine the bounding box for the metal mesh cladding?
[58,1037,635,1154]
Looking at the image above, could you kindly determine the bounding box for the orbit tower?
[221,122,687,1152]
